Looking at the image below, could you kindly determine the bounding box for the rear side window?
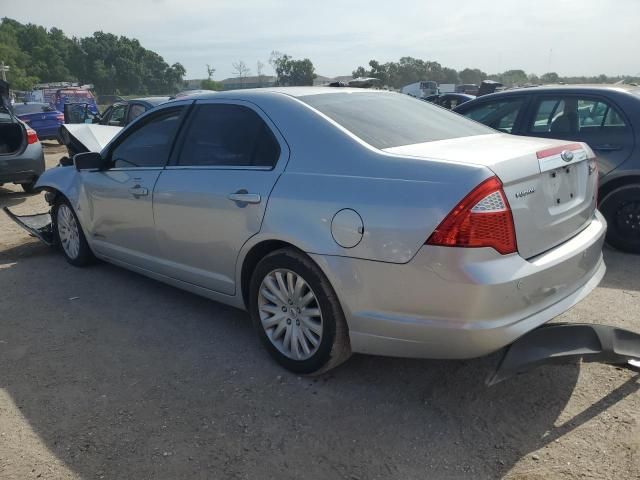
[462,98,525,133]
[299,92,493,149]
[527,96,628,134]
[177,104,280,168]
[110,107,183,168]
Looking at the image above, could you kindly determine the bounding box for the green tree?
[201,78,223,91]
[270,51,316,86]
[0,18,186,95]
[459,68,487,85]
[540,72,559,83]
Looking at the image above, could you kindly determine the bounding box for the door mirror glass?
[74,152,107,171]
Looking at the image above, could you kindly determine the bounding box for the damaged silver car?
[5,88,640,378]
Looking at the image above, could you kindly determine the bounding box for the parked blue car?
[13,102,64,141]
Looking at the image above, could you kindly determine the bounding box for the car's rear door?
[152,100,288,295]
[522,94,634,175]
[80,105,188,268]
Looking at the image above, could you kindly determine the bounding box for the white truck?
[401,81,438,98]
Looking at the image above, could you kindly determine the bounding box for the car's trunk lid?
[385,133,598,259]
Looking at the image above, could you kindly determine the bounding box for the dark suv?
[455,85,640,253]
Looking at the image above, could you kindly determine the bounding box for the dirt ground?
[0,143,639,479]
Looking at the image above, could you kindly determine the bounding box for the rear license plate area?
[548,164,579,206]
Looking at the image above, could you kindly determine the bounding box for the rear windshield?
[13,103,50,115]
[299,91,493,149]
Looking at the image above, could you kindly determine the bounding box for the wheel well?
[39,187,63,206]
[240,240,300,308]
[599,175,640,204]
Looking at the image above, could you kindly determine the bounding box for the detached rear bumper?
[311,211,607,359]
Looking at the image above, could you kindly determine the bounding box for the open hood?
[59,123,122,155]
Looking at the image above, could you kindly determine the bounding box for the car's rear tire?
[21,178,37,193]
[53,198,95,266]
[249,248,351,374]
[600,184,640,254]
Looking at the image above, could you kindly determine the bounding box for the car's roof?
[130,96,170,105]
[182,86,387,101]
[481,84,640,97]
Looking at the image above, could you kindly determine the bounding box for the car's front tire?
[249,248,351,374]
[53,198,95,266]
[600,184,640,254]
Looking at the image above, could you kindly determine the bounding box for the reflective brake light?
[426,176,517,255]
[56,114,64,122]
[26,127,39,144]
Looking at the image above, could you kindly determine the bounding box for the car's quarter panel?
[0,142,45,184]
[261,164,490,263]
[309,210,606,359]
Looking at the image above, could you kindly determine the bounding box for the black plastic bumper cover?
[488,323,640,385]
[3,206,54,246]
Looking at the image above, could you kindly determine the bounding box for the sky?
[2,0,639,80]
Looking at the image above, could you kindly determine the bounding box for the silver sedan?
[26,88,606,373]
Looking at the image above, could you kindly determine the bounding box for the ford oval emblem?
[561,150,574,162]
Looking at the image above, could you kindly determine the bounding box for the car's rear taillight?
[426,176,517,255]
[26,127,39,145]
[56,114,64,122]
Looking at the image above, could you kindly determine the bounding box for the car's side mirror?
[74,152,107,171]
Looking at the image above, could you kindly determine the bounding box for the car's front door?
[79,105,187,269]
[523,95,635,175]
[152,100,288,294]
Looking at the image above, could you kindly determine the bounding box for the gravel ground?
[0,143,638,479]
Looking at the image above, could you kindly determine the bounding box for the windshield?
[13,103,51,115]
[299,91,494,149]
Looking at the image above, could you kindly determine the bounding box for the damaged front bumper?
[488,323,640,385]
[3,206,54,246]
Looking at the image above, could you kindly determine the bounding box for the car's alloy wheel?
[249,248,351,374]
[54,198,95,267]
[57,203,81,259]
[258,268,324,361]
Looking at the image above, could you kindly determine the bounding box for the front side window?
[462,98,525,133]
[110,108,183,168]
[108,105,127,126]
[177,104,280,168]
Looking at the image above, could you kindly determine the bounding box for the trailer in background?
[401,81,438,98]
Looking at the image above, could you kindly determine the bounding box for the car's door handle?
[129,185,149,197]
[228,191,261,204]
[593,144,622,152]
